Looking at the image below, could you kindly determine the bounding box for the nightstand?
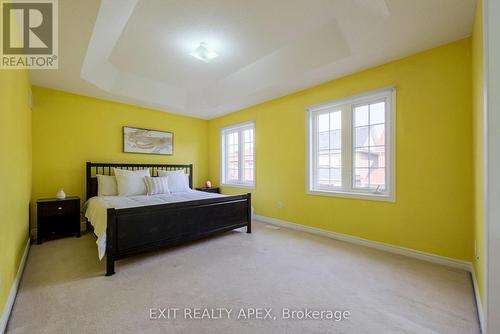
[195,187,220,194]
[37,196,80,244]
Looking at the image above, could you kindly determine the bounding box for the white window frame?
[306,87,396,202]
[220,121,256,188]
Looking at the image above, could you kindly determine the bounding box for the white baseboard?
[0,239,30,334]
[253,214,472,271]
[471,268,485,333]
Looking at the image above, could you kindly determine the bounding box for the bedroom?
[1,0,499,333]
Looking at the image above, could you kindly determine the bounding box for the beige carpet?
[7,221,480,334]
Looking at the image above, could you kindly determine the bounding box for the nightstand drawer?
[42,216,78,236]
[195,187,220,194]
[41,201,78,217]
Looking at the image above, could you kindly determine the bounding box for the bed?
[85,162,252,276]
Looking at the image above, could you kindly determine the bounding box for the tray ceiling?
[30,0,475,119]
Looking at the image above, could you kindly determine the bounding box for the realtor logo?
[1,0,58,69]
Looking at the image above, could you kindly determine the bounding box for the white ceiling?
[29,0,475,119]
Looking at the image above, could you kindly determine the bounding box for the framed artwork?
[123,126,173,155]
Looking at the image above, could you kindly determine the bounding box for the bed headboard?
[86,162,193,200]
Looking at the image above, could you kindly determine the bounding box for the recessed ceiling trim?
[80,0,136,91]
[56,0,475,120]
[81,0,187,113]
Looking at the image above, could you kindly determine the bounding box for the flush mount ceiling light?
[190,42,218,63]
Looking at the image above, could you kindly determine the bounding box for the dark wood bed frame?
[86,162,251,276]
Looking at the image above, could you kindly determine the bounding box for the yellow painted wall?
[31,87,209,232]
[472,0,485,304]
[0,69,32,315]
[208,39,473,261]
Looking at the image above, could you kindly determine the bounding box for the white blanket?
[83,190,226,260]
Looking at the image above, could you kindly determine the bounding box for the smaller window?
[221,121,255,188]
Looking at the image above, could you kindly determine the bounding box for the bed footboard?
[105,193,251,276]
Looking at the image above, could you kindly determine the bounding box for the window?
[221,121,255,188]
[306,88,395,201]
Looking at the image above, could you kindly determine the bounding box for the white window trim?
[306,87,396,202]
[220,121,256,189]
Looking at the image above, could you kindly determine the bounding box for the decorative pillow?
[157,170,190,192]
[144,176,170,195]
[96,174,118,196]
[114,168,150,196]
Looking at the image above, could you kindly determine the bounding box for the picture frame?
[123,126,174,155]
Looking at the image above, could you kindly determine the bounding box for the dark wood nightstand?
[37,196,80,244]
[195,187,220,194]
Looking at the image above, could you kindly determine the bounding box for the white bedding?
[83,190,226,260]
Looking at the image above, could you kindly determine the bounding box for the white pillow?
[157,170,190,192]
[144,176,170,195]
[114,168,150,196]
[97,175,117,196]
